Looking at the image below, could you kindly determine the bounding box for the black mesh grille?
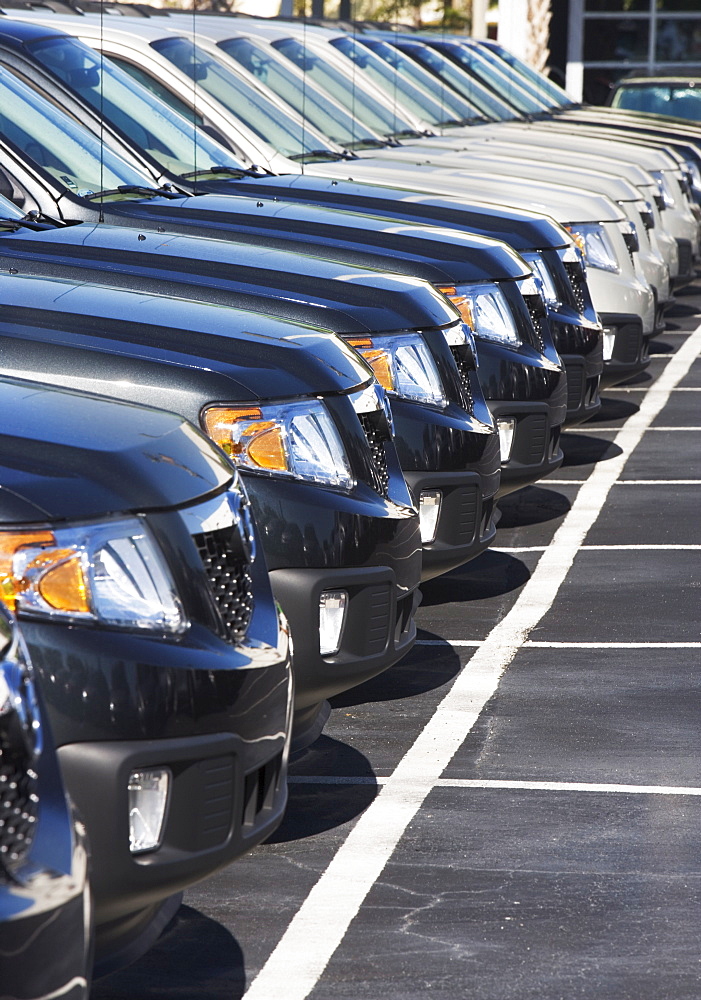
[194,527,254,644]
[564,262,587,314]
[358,412,390,498]
[523,296,546,352]
[566,366,584,412]
[0,735,38,870]
[677,240,693,278]
[450,347,474,413]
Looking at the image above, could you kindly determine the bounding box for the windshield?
[0,66,150,196]
[435,41,548,115]
[217,36,380,148]
[0,192,25,220]
[480,40,573,108]
[331,35,474,126]
[270,35,415,137]
[26,34,245,177]
[151,35,332,159]
[611,84,701,123]
[395,41,518,121]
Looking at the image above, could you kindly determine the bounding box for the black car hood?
[195,173,569,253]
[0,222,461,334]
[102,192,531,283]
[0,375,233,523]
[0,272,372,413]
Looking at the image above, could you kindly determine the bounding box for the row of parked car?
[2,8,701,997]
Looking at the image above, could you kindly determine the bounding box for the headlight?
[521,253,561,307]
[635,200,655,232]
[344,332,446,407]
[437,283,521,347]
[0,519,185,632]
[619,219,639,255]
[564,223,620,273]
[202,399,354,489]
[650,170,675,209]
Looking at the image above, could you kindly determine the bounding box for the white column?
[565,0,584,102]
[497,0,530,61]
[472,0,489,39]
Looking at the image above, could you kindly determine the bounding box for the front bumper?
[22,618,292,970]
[59,730,287,974]
[270,564,420,749]
[671,238,696,289]
[405,468,497,581]
[548,316,603,426]
[599,313,649,388]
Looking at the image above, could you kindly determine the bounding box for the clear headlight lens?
[635,199,655,232]
[437,283,521,347]
[564,223,620,273]
[344,332,446,407]
[650,170,676,209]
[0,519,185,632]
[521,253,561,307]
[203,399,354,489]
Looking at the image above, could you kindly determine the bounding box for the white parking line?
[288,776,701,796]
[243,321,701,1000]
[565,426,701,432]
[415,640,701,648]
[618,480,701,485]
[614,386,701,392]
[493,545,701,553]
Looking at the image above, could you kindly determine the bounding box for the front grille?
[566,366,584,412]
[677,239,693,278]
[613,323,643,365]
[364,584,392,656]
[564,262,587,314]
[523,295,546,352]
[0,736,38,871]
[358,411,390,498]
[194,526,254,644]
[450,347,474,413]
[242,751,283,829]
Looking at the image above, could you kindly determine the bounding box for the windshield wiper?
[0,209,67,232]
[344,138,393,150]
[387,129,425,140]
[180,164,274,180]
[288,149,355,163]
[85,185,179,202]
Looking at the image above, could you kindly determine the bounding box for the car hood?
[0,222,461,333]
[0,272,372,415]
[0,375,234,523]
[198,172,571,252]
[101,193,531,283]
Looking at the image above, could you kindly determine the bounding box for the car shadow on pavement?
[330,632,462,706]
[419,549,532,606]
[91,905,246,1000]
[266,778,378,842]
[496,485,572,527]
[560,432,623,465]
[588,396,640,422]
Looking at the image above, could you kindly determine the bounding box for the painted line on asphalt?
[618,479,701,485]
[493,544,701,553]
[243,319,701,1000]
[613,386,701,392]
[415,640,701,648]
[565,426,701,432]
[288,776,701,796]
[437,779,701,795]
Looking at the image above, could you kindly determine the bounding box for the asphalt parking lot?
[94,276,701,1000]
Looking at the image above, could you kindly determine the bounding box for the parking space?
[93,285,701,1000]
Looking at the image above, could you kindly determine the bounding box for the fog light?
[319,590,347,656]
[497,417,516,463]
[128,768,170,854]
[419,490,442,544]
[602,327,617,362]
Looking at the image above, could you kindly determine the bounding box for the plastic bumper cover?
[59,729,287,972]
[270,564,420,748]
[599,314,649,388]
[404,468,497,581]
